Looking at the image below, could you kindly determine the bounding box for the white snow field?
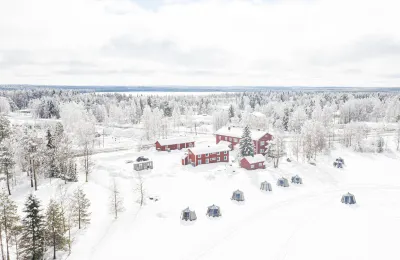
[7,113,400,260]
[39,138,400,260]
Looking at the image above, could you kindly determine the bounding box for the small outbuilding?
[277,177,289,187]
[133,156,153,171]
[260,181,272,191]
[206,204,221,217]
[291,175,303,184]
[341,192,356,204]
[240,154,266,170]
[181,207,197,221]
[231,190,245,201]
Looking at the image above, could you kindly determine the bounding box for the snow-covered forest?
[0,88,400,259]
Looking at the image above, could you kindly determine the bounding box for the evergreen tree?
[0,192,20,260]
[228,105,235,119]
[0,116,11,143]
[46,129,54,149]
[239,126,255,157]
[70,188,91,229]
[0,145,15,195]
[45,200,67,259]
[20,195,45,260]
[282,107,289,131]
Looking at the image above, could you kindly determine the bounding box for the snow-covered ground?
[10,134,400,260]
[6,111,400,260]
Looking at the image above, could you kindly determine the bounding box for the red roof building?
[182,144,230,166]
[155,137,195,151]
[240,154,266,170]
[214,126,272,155]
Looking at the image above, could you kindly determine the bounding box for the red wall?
[188,149,229,166]
[240,158,266,170]
[216,133,272,155]
[156,141,195,151]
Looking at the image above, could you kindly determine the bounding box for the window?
[205,153,209,157]
[224,156,227,161]
[233,138,238,142]
[217,152,220,155]
[251,165,254,169]
[217,157,220,162]
[260,141,265,145]
[260,149,264,153]
[224,151,228,154]
[197,155,201,158]
[228,137,232,141]
[198,160,202,165]
[206,159,209,164]
[259,163,262,166]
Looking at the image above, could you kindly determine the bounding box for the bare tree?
[135,172,145,207]
[268,134,285,168]
[81,141,93,183]
[109,179,124,219]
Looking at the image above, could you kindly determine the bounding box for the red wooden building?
[240,154,266,170]
[155,137,195,151]
[182,144,230,166]
[214,126,272,155]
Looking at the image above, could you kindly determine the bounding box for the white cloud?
[0,0,400,86]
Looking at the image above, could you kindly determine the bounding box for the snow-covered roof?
[243,154,265,164]
[251,111,266,118]
[156,137,195,146]
[189,144,230,155]
[133,159,152,165]
[218,140,232,146]
[215,127,269,140]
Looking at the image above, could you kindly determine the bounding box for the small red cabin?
[182,144,230,166]
[240,154,266,170]
[155,137,195,151]
[214,127,272,155]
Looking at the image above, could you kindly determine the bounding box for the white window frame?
[206,159,209,164]
[259,163,262,166]
[233,138,238,142]
[205,153,209,157]
[260,141,265,145]
[224,151,228,154]
[251,165,254,169]
[197,155,201,158]
[260,149,264,153]
[217,152,220,155]
[228,137,232,141]
[197,160,202,165]
[224,156,227,161]
[217,157,220,162]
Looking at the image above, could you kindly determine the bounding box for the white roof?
[215,127,268,140]
[251,111,266,118]
[133,159,152,165]
[243,154,265,164]
[189,144,230,155]
[156,137,195,146]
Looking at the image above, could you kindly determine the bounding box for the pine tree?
[70,188,91,229]
[46,130,54,149]
[45,200,67,259]
[239,126,255,157]
[0,145,15,196]
[0,192,20,260]
[228,105,235,119]
[282,107,289,131]
[20,194,45,260]
[0,116,11,143]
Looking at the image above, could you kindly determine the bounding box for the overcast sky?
[0,0,399,87]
